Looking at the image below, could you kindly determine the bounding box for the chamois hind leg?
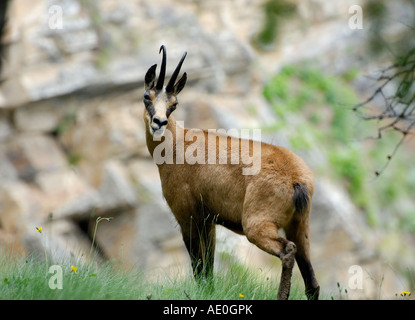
[285,212,320,300]
[181,218,216,283]
[244,220,297,300]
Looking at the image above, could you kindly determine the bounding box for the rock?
[0,180,44,256]
[53,189,100,221]
[44,219,92,262]
[0,181,42,234]
[310,178,378,295]
[38,168,99,220]
[311,178,368,252]
[215,225,272,267]
[51,160,138,220]
[127,158,188,270]
[90,158,184,270]
[5,135,67,182]
[97,160,137,212]
[206,94,275,130]
[1,0,414,298]
[21,219,93,262]
[14,99,66,133]
[0,152,19,182]
[0,115,13,141]
[93,209,139,268]
[59,93,147,162]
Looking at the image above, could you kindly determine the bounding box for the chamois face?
[143,89,179,137]
[144,46,187,138]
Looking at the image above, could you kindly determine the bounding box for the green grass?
[0,252,306,300]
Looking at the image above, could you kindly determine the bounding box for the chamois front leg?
[180,218,216,283]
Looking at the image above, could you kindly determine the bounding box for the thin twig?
[354,49,415,176]
[184,290,192,300]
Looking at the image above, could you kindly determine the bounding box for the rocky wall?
[0,0,399,298]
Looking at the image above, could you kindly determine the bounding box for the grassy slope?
[0,253,307,300]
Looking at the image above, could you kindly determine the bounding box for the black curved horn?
[166,51,187,93]
[156,45,167,90]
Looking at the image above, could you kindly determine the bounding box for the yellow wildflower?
[239,293,244,298]
[71,265,78,274]
[35,226,42,233]
[401,291,411,296]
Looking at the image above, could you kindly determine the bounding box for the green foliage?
[67,153,83,166]
[263,64,360,148]
[262,64,415,228]
[399,209,415,233]
[264,65,358,122]
[264,65,372,214]
[328,147,364,199]
[341,69,360,82]
[327,145,376,222]
[253,0,297,49]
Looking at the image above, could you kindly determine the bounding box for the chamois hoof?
[306,285,320,300]
[281,242,296,269]
[285,241,296,253]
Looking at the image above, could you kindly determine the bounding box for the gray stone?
[14,100,64,132]
[5,135,67,182]
[1,0,414,297]
[97,160,137,212]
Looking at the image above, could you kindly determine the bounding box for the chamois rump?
[142,45,320,300]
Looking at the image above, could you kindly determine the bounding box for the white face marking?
[149,90,169,137]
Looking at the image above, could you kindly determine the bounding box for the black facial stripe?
[166,104,177,118]
[145,103,155,118]
[166,108,173,118]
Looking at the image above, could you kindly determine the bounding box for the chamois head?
[144,45,187,137]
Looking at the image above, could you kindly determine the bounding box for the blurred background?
[1,0,415,299]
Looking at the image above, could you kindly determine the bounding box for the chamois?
[142,45,320,300]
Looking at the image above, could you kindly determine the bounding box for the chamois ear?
[145,64,157,90]
[173,72,187,95]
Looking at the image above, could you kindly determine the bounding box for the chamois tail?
[292,183,309,214]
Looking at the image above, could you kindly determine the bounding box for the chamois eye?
[144,94,151,101]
